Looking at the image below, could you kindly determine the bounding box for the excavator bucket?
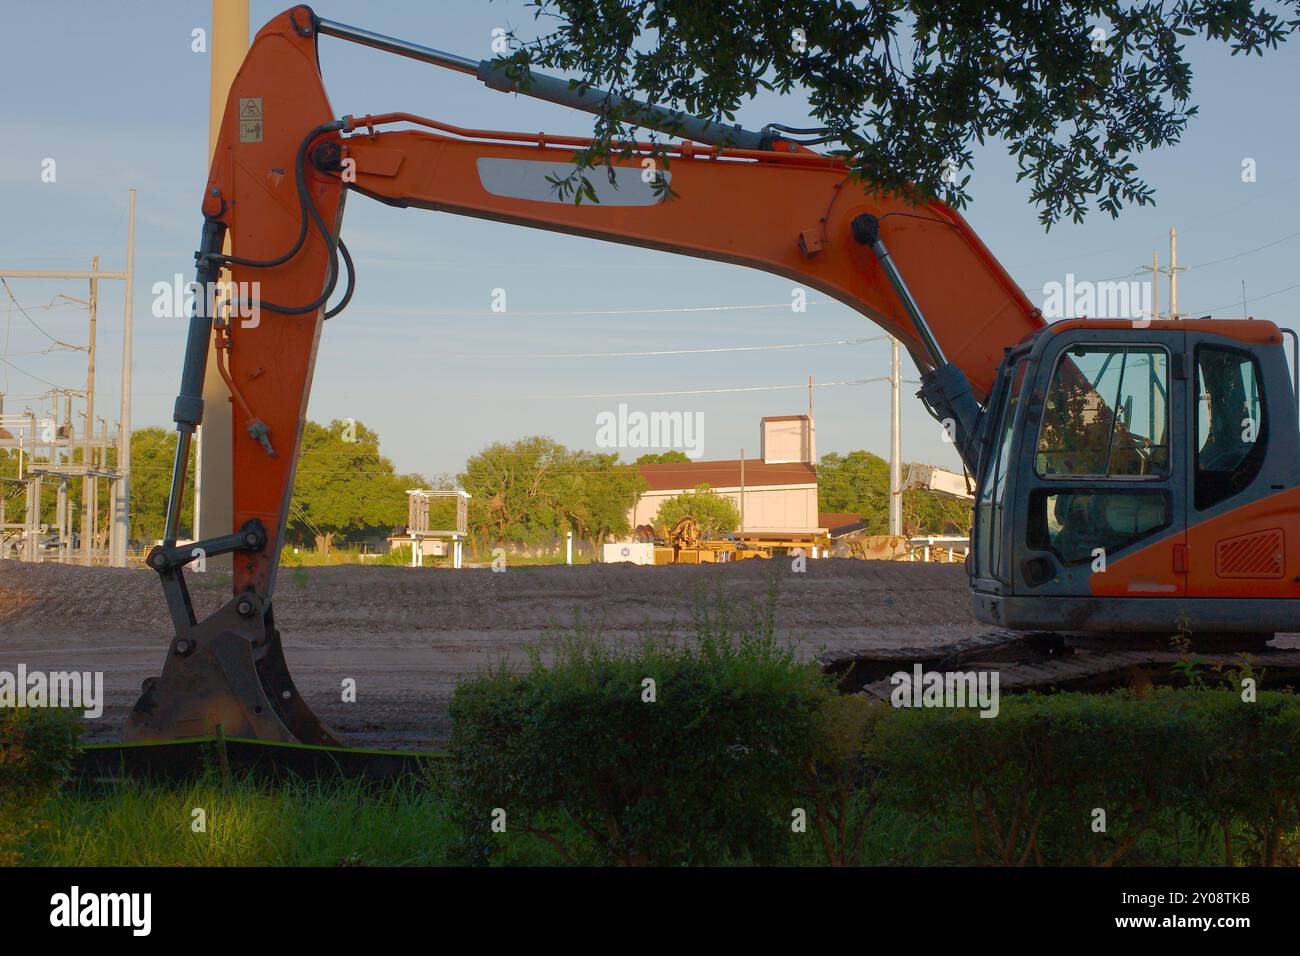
[126,594,338,746]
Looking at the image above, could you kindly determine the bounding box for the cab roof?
[1042,317,1283,345]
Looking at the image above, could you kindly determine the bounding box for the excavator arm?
[127,6,1043,743]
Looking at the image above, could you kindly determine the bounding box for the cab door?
[1009,327,1189,626]
[1184,330,1296,600]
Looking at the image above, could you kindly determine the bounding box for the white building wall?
[761,418,816,463]
[630,484,819,533]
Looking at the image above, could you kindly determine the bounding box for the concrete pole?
[23,480,33,562]
[566,530,573,565]
[197,0,249,556]
[110,190,135,567]
[90,473,98,560]
[1152,253,1159,322]
[28,475,41,562]
[82,257,98,564]
[97,418,109,555]
[739,449,745,534]
[62,390,73,462]
[889,337,903,537]
[56,480,67,562]
[1169,227,1178,321]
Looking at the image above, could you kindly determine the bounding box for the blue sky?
[2,0,1298,480]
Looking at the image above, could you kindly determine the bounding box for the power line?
[1021,224,1300,301]
[353,299,831,319]
[1182,228,1300,272]
[1006,170,1300,280]
[470,335,887,359]
[0,354,75,389]
[1181,280,1300,318]
[0,279,86,352]
[554,376,910,399]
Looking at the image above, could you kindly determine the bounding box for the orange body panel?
[1093,487,1300,600]
[1186,488,1300,598]
[203,8,344,596]
[343,126,1040,400]
[1088,527,1186,598]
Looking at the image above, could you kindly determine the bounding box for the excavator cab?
[969,319,1300,635]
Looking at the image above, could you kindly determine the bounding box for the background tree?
[817,451,891,531]
[420,473,461,532]
[653,483,741,535]
[636,450,691,464]
[459,436,569,546]
[288,419,423,552]
[502,1,1298,226]
[818,450,971,535]
[127,427,194,544]
[556,450,648,554]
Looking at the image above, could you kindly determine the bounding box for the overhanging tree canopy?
[501,0,1298,226]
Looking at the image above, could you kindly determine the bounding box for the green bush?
[0,707,82,864]
[449,567,1300,869]
[797,693,889,866]
[450,587,826,866]
[1176,690,1300,866]
[875,688,1300,866]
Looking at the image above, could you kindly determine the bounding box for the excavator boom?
[127,6,1299,744]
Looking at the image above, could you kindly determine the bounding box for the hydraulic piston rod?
[314,15,767,150]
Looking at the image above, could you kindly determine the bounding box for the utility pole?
[1152,253,1159,322]
[197,0,250,557]
[82,256,98,564]
[111,189,135,567]
[739,449,746,533]
[1169,227,1180,320]
[888,337,902,537]
[1140,235,1186,322]
[56,479,68,561]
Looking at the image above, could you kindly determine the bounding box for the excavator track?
[819,630,1300,698]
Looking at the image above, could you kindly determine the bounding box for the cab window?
[1028,489,1171,566]
[1035,346,1169,479]
[975,359,1026,580]
[1195,346,1266,510]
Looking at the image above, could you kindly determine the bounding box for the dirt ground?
[0,558,976,750]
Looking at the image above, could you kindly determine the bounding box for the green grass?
[18,774,1241,867]
[25,775,459,867]
[280,546,402,567]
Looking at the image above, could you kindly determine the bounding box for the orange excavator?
[127,7,1300,743]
